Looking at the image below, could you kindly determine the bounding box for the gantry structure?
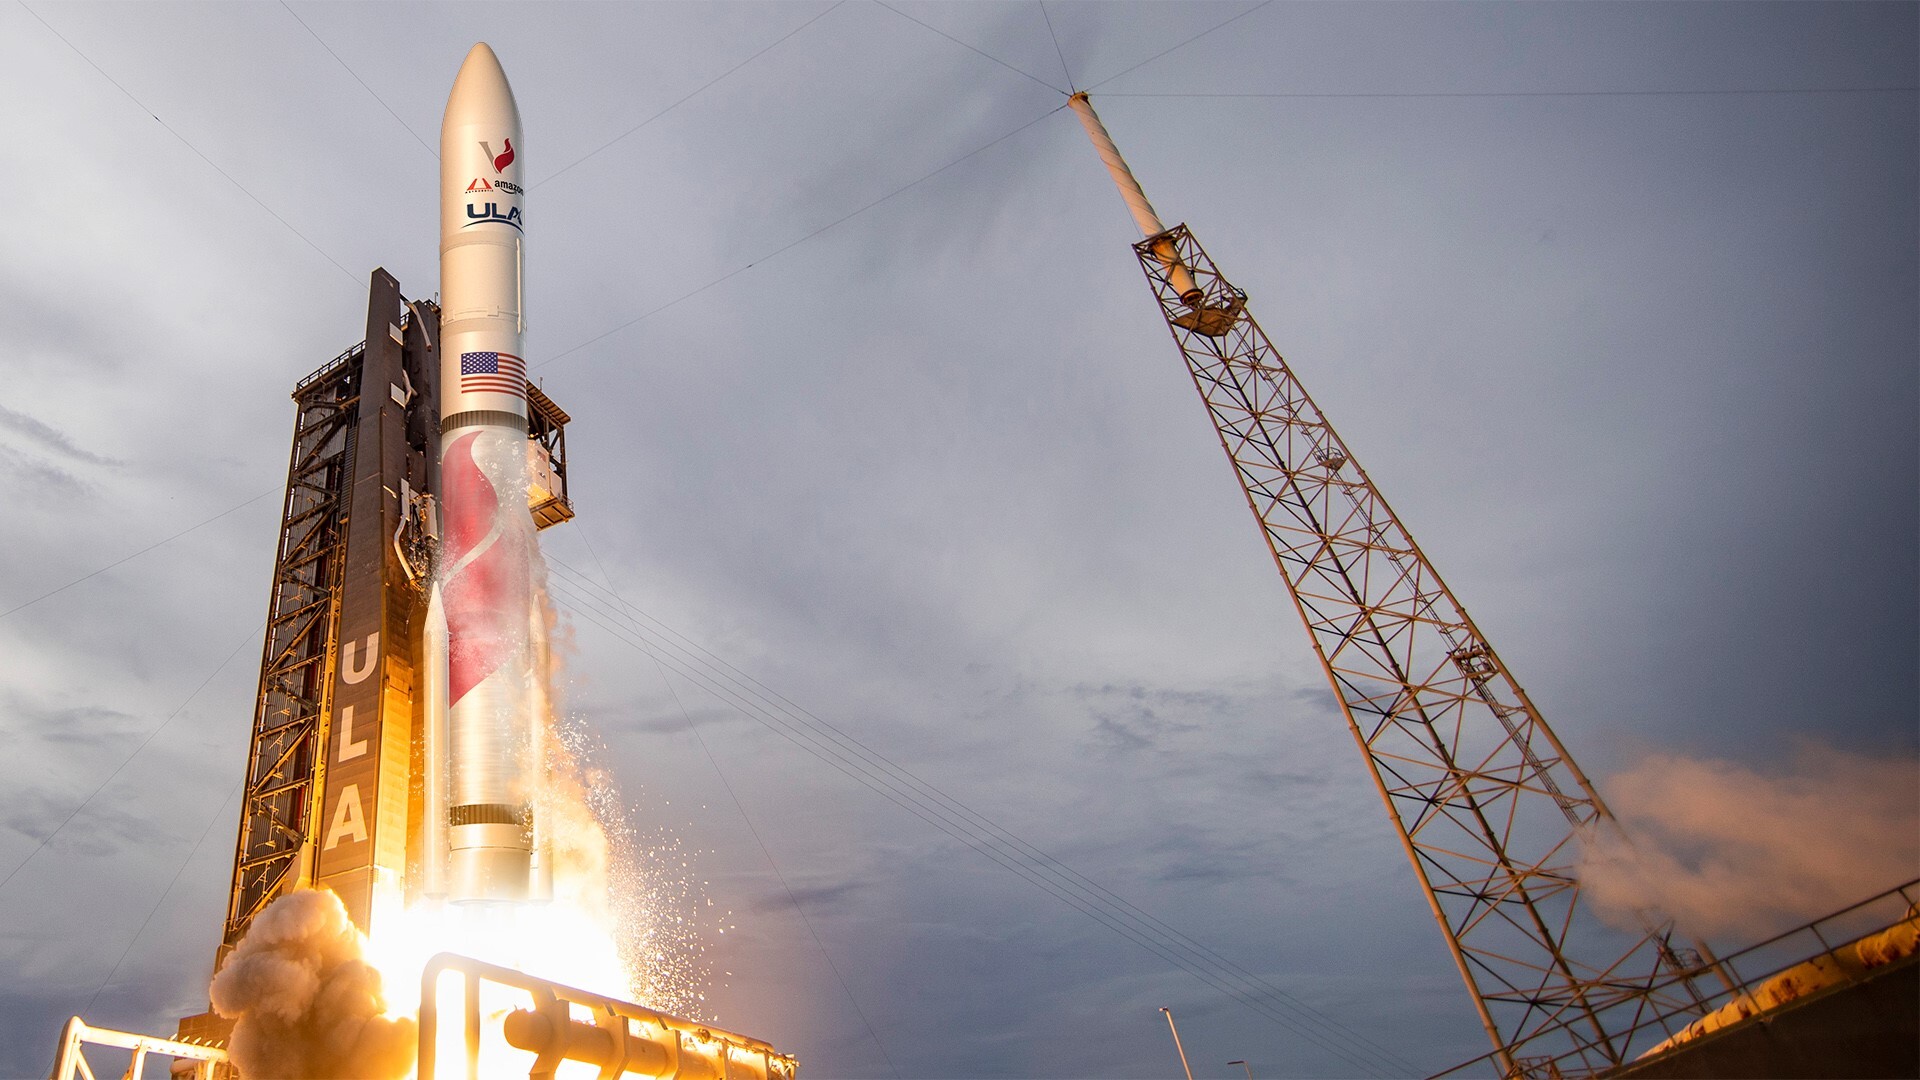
[1067,93,1706,1076]
[219,270,446,961]
[178,270,573,1050]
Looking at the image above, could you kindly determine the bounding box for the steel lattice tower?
[1068,94,1702,1076]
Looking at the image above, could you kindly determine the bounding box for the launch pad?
[142,44,796,1077]
[60,954,800,1080]
[194,266,576,970]
[159,264,795,1076]
[422,954,797,1080]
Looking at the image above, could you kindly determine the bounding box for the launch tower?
[67,43,802,1080]
[177,269,573,1043]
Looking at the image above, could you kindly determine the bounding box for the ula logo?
[465,202,523,231]
[465,177,493,193]
[479,138,515,174]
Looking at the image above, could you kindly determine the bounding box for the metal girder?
[48,1016,226,1080]
[1133,224,1699,1075]
[219,350,359,951]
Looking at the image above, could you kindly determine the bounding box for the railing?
[418,953,798,1080]
[294,292,429,395]
[1430,878,1920,1078]
[47,1017,226,1080]
[295,339,366,395]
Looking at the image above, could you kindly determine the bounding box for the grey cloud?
[0,4,1912,1078]
[0,444,90,493]
[16,702,148,748]
[1154,846,1296,888]
[1,790,72,841]
[1071,682,1237,711]
[1237,767,1335,793]
[38,799,167,860]
[1090,705,1197,751]
[0,405,123,467]
[605,701,753,737]
[749,877,865,915]
[1076,681,1237,751]
[0,987,80,1077]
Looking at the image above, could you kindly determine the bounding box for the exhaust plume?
[531,578,713,1015]
[209,889,415,1079]
[1578,742,1920,939]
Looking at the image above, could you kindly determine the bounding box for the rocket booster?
[433,42,536,904]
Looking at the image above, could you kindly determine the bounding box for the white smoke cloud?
[209,889,415,1079]
[531,576,713,1017]
[1578,742,1920,940]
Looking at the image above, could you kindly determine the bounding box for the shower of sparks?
[356,558,724,1077]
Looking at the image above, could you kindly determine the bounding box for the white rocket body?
[421,583,450,900]
[435,42,536,904]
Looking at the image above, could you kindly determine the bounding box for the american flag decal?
[459,351,527,399]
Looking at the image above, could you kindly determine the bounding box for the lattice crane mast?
[1066,93,1700,1076]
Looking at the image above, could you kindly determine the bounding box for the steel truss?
[527,382,575,530]
[1134,224,1698,1075]
[219,343,363,954]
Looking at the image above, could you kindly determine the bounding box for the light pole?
[1228,1060,1253,1079]
[1159,1008,1194,1080]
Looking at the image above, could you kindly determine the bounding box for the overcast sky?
[0,2,1914,1077]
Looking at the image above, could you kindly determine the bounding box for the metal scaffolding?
[1068,80,1705,1077]
[208,265,574,970]
[419,953,797,1080]
[220,340,361,954]
[1131,221,1696,1075]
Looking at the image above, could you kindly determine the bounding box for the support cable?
[541,563,1421,1075]
[535,1,847,189]
[0,619,263,895]
[545,574,1409,1074]
[537,101,1066,370]
[1101,85,1920,99]
[280,1,437,159]
[17,3,360,285]
[565,527,902,1078]
[1082,1,1273,92]
[667,654,903,1078]
[0,488,277,622]
[1039,0,1075,93]
[81,781,244,1017]
[543,576,1404,1075]
[561,554,1325,1017]
[875,1,1066,95]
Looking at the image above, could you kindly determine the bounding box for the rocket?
[423,42,544,905]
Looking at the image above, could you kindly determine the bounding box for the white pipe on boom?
[1068,93,1202,303]
[1068,92,1168,239]
[1159,1007,1196,1080]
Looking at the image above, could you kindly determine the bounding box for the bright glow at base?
[361,581,717,1077]
[367,901,629,1019]
[366,900,628,1079]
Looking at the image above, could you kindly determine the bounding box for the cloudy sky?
[0,2,1914,1077]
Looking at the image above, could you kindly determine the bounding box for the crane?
[1066,92,1705,1077]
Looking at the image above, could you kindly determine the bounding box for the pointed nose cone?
[443,42,520,136]
[441,42,524,245]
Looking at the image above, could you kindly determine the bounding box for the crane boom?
[1068,92,1699,1076]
